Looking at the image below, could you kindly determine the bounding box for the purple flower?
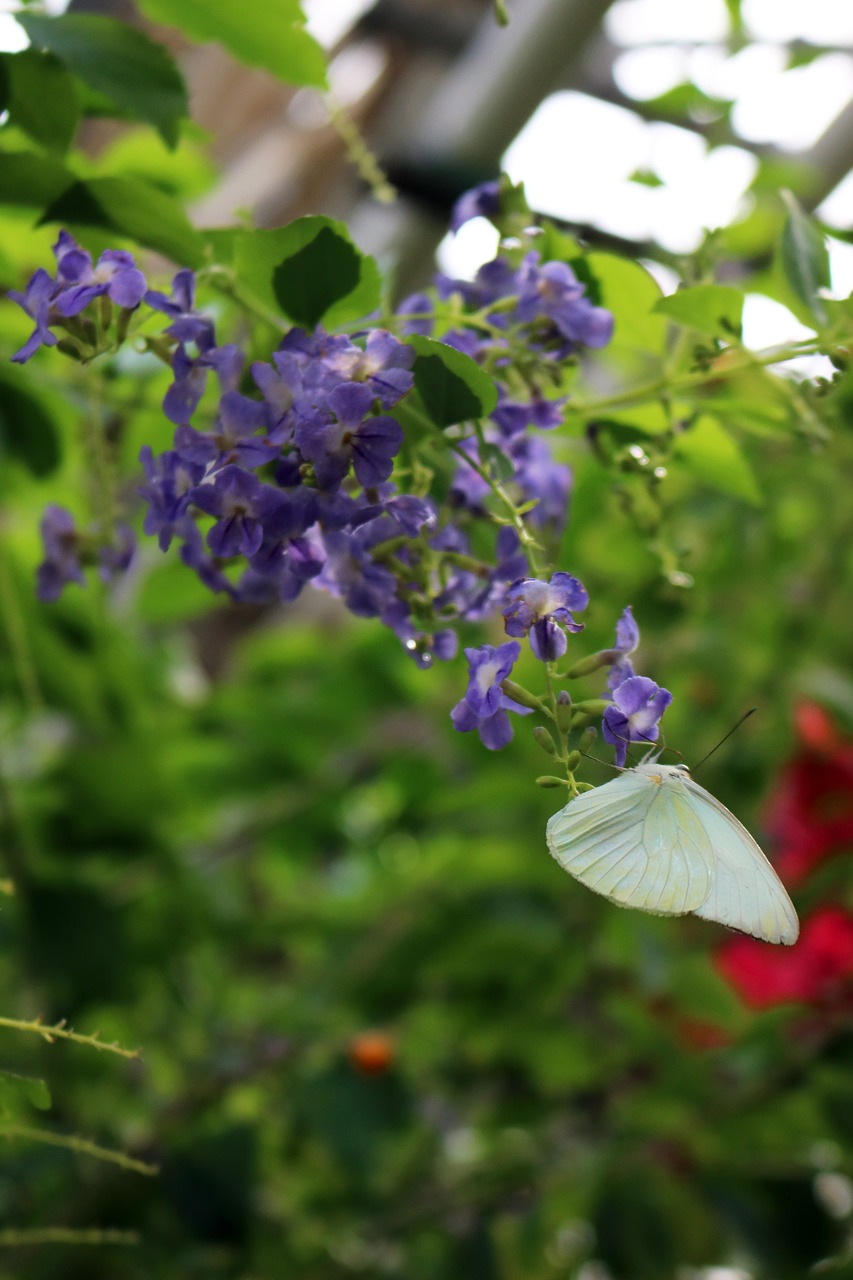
[437,257,520,310]
[9,269,60,363]
[448,436,493,512]
[450,641,532,750]
[317,329,414,408]
[35,505,84,601]
[602,676,673,767]
[295,383,402,489]
[395,291,433,336]
[98,524,135,582]
[449,180,501,233]
[491,393,566,437]
[237,531,324,604]
[252,354,309,434]
[177,519,236,597]
[189,466,286,558]
[511,435,572,532]
[173,390,279,470]
[52,232,146,317]
[144,268,196,320]
[515,253,614,350]
[277,328,363,402]
[503,573,588,661]
[316,528,398,617]
[164,336,243,428]
[350,486,436,538]
[380,599,458,668]
[603,606,640,691]
[138,447,206,550]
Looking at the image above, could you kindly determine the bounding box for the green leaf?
[407,335,498,427]
[39,176,203,267]
[583,252,668,354]
[273,227,360,326]
[673,415,762,505]
[0,378,62,477]
[0,50,81,153]
[234,217,381,328]
[135,0,327,90]
[0,1070,51,1116]
[629,168,664,188]
[780,189,830,326]
[0,151,75,209]
[481,441,516,484]
[17,13,188,148]
[654,285,743,338]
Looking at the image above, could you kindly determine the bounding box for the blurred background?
[1,0,853,1277]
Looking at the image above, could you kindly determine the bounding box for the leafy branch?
[0,1123,158,1176]
[0,1017,141,1060]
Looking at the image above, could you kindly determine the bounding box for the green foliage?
[674,415,762,505]
[135,0,327,91]
[0,374,61,477]
[39,175,203,266]
[0,1070,51,1116]
[655,284,744,338]
[232,216,382,328]
[17,13,188,149]
[0,50,81,154]
[408,334,499,426]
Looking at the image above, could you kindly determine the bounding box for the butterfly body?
[546,761,799,945]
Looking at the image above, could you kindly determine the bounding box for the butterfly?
[546,760,799,945]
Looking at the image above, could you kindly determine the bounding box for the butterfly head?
[634,760,691,784]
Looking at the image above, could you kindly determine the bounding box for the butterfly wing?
[546,771,713,915]
[682,778,799,945]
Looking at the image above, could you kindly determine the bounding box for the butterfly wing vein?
[683,779,798,944]
[546,768,799,944]
[546,773,713,916]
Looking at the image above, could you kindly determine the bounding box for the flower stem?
[544,662,578,796]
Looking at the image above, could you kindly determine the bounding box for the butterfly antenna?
[580,751,623,773]
[693,708,758,772]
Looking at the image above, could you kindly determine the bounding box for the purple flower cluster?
[35,505,135,603]
[9,231,147,364]
[17,190,620,679]
[399,237,613,547]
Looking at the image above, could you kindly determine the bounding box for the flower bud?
[571,699,611,716]
[501,679,545,712]
[555,690,572,733]
[562,651,611,679]
[565,750,581,772]
[532,726,558,756]
[536,775,566,788]
[579,725,598,755]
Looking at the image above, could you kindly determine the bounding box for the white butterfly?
[546,760,799,945]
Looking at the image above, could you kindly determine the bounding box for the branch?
[0,1016,141,1060]
[0,1227,138,1247]
[0,1124,158,1176]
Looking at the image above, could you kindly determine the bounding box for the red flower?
[716,906,853,1009]
[762,701,853,886]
